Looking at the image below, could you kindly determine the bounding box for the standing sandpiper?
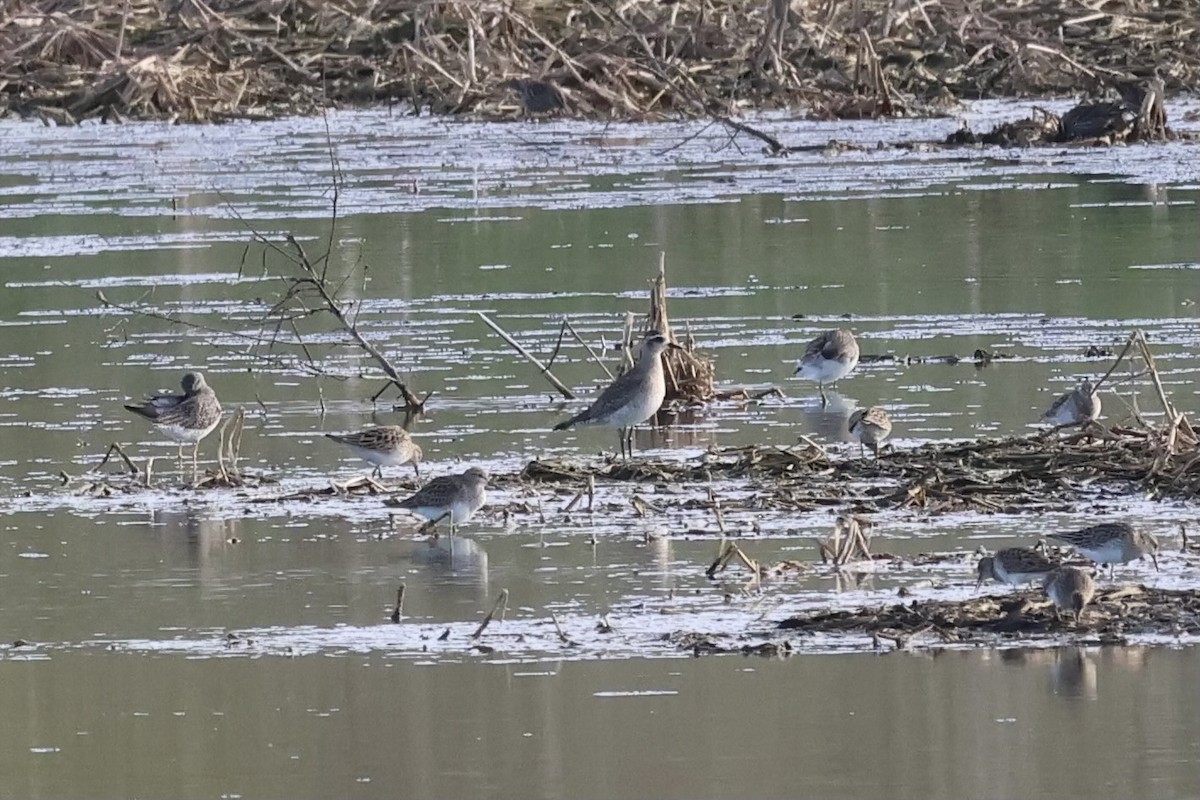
[848,406,892,458]
[1042,566,1097,624]
[325,425,422,479]
[124,371,222,482]
[553,330,677,459]
[976,547,1057,589]
[392,467,489,533]
[1046,522,1159,578]
[795,329,859,406]
[1041,378,1101,427]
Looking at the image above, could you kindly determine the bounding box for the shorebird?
[795,329,859,405]
[1042,566,1097,623]
[1046,522,1159,578]
[500,78,565,116]
[848,406,892,458]
[976,547,1057,589]
[553,330,677,459]
[124,371,222,482]
[393,467,489,533]
[1041,378,1101,427]
[325,425,422,479]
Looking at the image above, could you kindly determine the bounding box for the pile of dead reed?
[3,0,1198,123]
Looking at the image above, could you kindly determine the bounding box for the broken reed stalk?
[471,588,510,639]
[390,584,406,623]
[93,442,140,476]
[477,312,576,400]
[646,255,716,403]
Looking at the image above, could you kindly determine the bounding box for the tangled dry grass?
[2,0,1197,123]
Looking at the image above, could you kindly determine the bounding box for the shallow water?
[1,101,1199,796]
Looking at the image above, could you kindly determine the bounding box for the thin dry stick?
[549,610,572,644]
[477,312,576,399]
[563,319,614,379]
[471,588,510,639]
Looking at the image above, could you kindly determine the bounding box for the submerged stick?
[477,312,576,399]
[390,584,406,623]
[471,588,510,639]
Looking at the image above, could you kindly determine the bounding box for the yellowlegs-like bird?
[124,371,222,482]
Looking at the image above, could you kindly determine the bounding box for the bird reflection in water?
[797,390,857,444]
[401,536,490,595]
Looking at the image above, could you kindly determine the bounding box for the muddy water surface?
[1,101,1199,797]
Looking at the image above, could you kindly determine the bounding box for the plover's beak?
[666,342,684,351]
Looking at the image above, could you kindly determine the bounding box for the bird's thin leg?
[177,444,185,477]
[627,426,635,459]
[372,465,382,480]
[191,444,199,484]
[819,385,829,407]
[412,462,420,479]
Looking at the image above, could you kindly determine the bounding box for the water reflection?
[1049,647,1098,699]
[396,536,490,600]
[796,390,858,443]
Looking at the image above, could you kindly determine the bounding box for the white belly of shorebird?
[1076,541,1131,565]
[346,443,407,467]
[798,357,855,385]
[405,498,479,524]
[585,391,663,429]
[994,561,1049,585]
[157,422,217,444]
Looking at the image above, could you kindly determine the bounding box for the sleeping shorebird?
[392,467,489,534]
[124,371,222,482]
[553,330,678,459]
[976,547,1057,590]
[795,329,859,406]
[1041,378,1101,427]
[1042,566,1097,624]
[325,425,422,479]
[848,405,892,458]
[1046,522,1159,578]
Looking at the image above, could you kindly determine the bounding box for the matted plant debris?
[2,1,1198,123]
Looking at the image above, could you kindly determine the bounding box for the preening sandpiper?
[325,425,422,479]
[1041,378,1101,427]
[124,371,222,482]
[795,328,859,406]
[553,330,677,459]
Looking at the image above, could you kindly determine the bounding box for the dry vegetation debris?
[2,0,1197,123]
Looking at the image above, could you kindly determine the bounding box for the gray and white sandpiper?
[848,405,892,458]
[553,330,677,459]
[1046,521,1159,578]
[795,328,860,405]
[1041,378,1101,427]
[393,466,489,532]
[124,371,222,482]
[1042,566,1097,624]
[325,425,422,479]
[976,547,1057,589]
